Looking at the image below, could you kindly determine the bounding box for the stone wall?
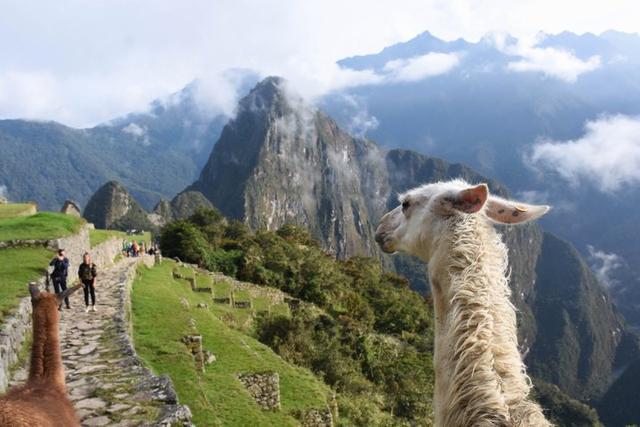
[119,256,193,425]
[91,236,124,268]
[301,408,334,427]
[238,372,281,411]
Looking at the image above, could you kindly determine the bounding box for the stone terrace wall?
[119,256,193,425]
[91,236,124,268]
[237,372,281,411]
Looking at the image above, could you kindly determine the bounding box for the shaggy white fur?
[375,179,551,426]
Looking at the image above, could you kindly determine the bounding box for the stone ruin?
[60,200,82,217]
[181,334,216,372]
[237,372,281,411]
[301,408,334,427]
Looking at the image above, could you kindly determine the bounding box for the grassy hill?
[131,260,332,426]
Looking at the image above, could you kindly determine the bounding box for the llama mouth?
[374,233,396,254]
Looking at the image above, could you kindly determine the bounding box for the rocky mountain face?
[191,76,387,259]
[190,77,640,415]
[83,181,155,231]
[83,181,212,231]
[152,190,213,225]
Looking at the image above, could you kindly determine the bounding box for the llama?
[375,179,551,427]
[0,282,82,426]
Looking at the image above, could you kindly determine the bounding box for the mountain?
[83,181,155,231]
[152,190,214,224]
[326,30,640,327]
[0,74,258,211]
[189,77,640,414]
[84,181,213,231]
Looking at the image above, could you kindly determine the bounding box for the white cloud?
[0,70,60,119]
[122,123,150,146]
[507,46,600,82]
[0,185,8,200]
[383,52,461,82]
[588,245,623,288]
[529,114,640,192]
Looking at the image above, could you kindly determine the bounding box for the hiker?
[132,240,139,257]
[49,249,70,310]
[78,252,98,313]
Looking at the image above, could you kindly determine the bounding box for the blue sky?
[0,0,638,127]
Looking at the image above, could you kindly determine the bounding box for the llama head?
[29,282,83,315]
[375,179,550,261]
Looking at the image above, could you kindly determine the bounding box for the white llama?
[375,179,551,427]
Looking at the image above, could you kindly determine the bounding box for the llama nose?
[375,231,386,246]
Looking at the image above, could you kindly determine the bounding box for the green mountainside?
[153,207,605,426]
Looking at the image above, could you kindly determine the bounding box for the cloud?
[528,114,640,192]
[383,52,461,82]
[122,122,150,146]
[0,184,8,200]
[488,33,602,82]
[508,47,600,82]
[588,245,623,288]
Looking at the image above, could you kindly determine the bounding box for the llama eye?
[402,201,410,212]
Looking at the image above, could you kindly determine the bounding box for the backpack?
[80,263,96,281]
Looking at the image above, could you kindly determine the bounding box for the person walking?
[49,249,70,310]
[78,252,98,313]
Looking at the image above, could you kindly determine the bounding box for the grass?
[131,261,330,426]
[0,203,37,220]
[89,229,152,248]
[0,212,83,241]
[0,247,54,323]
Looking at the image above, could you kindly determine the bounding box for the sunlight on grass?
[0,247,54,323]
[0,212,83,241]
[131,261,330,426]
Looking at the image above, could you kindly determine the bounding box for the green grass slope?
[0,211,83,241]
[131,261,332,426]
[0,247,53,323]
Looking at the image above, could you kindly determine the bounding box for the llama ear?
[485,196,550,224]
[439,184,489,215]
[29,282,40,300]
[56,283,83,303]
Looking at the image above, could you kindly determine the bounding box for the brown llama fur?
[0,283,82,426]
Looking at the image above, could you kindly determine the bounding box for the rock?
[83,415,112,426]
[75,397,107,410]
[60,200,82,217]
[77,344,98,355]
[237,372,281,411]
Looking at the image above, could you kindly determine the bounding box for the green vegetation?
[89,229,151,247]
[0,203,36,220]
[0,247,53,322]
[160,208,435,425]
[131,261,331,426]
[0,212,83,241]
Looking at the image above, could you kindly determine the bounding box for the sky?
[0,0,638,127]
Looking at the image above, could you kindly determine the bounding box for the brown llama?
[0,282,83,426]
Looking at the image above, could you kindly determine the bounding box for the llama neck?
[28,305,65,389]
[428,216,529,425]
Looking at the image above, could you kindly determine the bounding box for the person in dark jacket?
[78,252,98,313]
[49,249,70,310]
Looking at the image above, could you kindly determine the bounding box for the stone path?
[9,257,191,426]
